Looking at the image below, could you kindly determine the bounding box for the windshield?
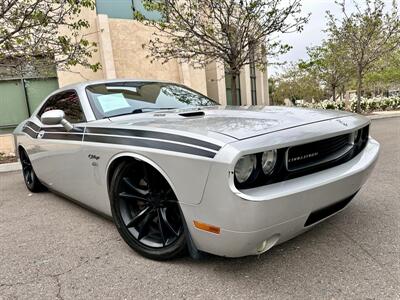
[86,82,218,119]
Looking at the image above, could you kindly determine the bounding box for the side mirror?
[41,110,73,131]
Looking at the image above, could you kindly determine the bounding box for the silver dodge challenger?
[13,79,380,260]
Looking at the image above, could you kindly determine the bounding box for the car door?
[30,90,87,198]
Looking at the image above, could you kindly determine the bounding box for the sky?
[270,0,395,75]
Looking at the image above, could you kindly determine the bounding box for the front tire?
[19,148,45,193]
[109,160,187,260]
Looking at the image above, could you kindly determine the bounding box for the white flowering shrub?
[350,97,400,112]
[298,97,400,113]
[300,100,346,111]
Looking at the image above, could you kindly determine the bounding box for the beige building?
[58,0,270,106]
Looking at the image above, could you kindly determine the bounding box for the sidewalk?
[0,161,21,173]
[367,110,400,120]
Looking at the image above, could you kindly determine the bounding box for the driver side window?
[38,90,86,124]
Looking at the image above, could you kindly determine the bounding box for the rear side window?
[38,90,86,123]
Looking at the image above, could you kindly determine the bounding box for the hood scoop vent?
[179,111,205,118]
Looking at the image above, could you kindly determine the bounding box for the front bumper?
[181,138,380,257]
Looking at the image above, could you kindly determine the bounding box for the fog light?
[256,234,281,254]
[256,240,268,253]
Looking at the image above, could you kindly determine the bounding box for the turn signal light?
[193,221,220,234]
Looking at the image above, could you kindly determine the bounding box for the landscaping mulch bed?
[0,154,17,164]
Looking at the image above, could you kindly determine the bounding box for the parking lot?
[0,117,399,299]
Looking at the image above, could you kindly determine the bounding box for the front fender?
[105,151,213,205]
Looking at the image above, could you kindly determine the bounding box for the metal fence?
[0,77,58,132]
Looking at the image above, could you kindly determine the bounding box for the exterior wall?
[56,9,208,95]
[108,18,207,94]
[263,66,270,105]
[205,62,226,104]
[181,63,208,96]
[257,68,270,105]
[205,63,270,106]
[55,5,269,103]
[56,7,104,87]
[108,18,181,82]
[240,65,252,106]
[97,14,117,79]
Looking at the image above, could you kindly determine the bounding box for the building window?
[249,52,257,105]
[96,0,134,19]
[96,0,162,21]
[132,0,162,21]
[225,73,241,105]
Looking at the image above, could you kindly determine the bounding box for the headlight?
[350,129,362,145]
[261,150,277,175]
[355,129,362,143]
[234,154,257,183]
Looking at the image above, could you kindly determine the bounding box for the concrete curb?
[367,113,400,120]
[0,161,21,173]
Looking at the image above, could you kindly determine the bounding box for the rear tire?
[109,160,187,260]
[19,148,46,193]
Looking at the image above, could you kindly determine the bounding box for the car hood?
[107,106,353,140]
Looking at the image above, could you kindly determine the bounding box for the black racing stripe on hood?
[20,123,216,158]
[85,127,221,151]
[84,134,216,158]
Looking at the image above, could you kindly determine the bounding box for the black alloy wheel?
[19,149,45,192]
[110,160,186,260]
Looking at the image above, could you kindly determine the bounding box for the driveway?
[0,118,399,299]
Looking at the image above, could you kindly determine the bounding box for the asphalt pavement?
[0,117,399,299]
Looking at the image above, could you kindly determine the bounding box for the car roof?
[59,79,178,91]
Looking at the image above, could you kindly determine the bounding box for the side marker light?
[193,221,220,234]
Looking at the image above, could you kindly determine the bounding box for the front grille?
[287,134,352,171]
[234,125,370,189]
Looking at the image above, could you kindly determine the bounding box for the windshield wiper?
[131,107,177,114]
[105,107,177,119]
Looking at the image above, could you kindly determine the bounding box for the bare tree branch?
[135,0,309,104]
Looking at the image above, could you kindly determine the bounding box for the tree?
[299,38,352,102]
[0,0,100,75]
[271,64,326,103]
[364,51,400,95]
[135,0,309,105]
[268,77,277,105]
[326,0,400,112]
